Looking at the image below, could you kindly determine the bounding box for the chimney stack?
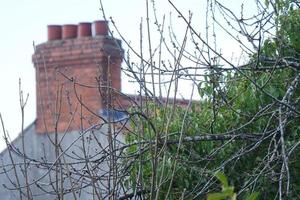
[32,21,123,133]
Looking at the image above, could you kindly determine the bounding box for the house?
[0,21,130,199]
[0,20,190,199]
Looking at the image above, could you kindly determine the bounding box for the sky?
[0,0,253,151]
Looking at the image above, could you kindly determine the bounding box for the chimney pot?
[94,20,109,36]
[47,25,62,41]
[62,24,78,39]
[78,23,92,37]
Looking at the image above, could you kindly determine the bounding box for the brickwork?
[33,34,123,133]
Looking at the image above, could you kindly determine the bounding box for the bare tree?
[1,0,300,199]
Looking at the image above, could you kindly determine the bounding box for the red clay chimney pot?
[47,25,62,41]
[62,24,78,39]
[94,20,108,36]
[78,22,92,37]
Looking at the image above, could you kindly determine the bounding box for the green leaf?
[245,192,259,200]
[215,171,229,188]
[207,192,230,200]
[264,0,269,7]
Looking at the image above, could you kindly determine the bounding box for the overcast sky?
[0,0,252,151]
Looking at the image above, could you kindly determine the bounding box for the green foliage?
[207,172,237,200]
[280,9,300,52]
[207,172,259,200]
[123,1,300,199]
[124,66,300,198]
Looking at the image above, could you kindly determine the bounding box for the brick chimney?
[32,21,123,134]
